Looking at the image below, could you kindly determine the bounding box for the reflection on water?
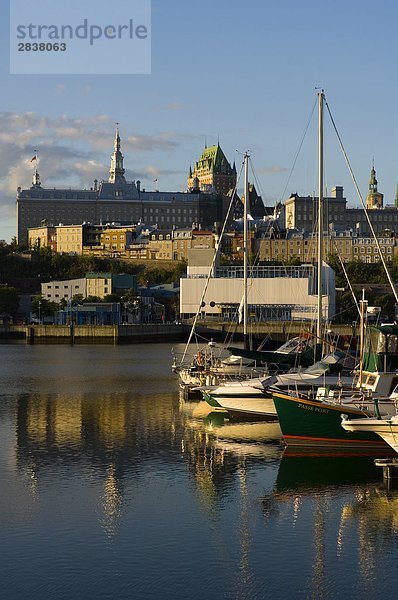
[1,344,398,599]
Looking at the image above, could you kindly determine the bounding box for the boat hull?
[272,391,390,450]
[342,418,398,454]
[207,393,277,419]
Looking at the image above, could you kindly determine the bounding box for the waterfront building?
[17,128,229,243]
[56,303,121,325]
[180,249,335,321]
[188,142,237,195]
[42,272,137,303]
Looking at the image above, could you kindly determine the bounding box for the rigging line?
[180,160,245,365]
[330,237,361,318]
[279,96,317,204]
[249,157,271,218]
[248,158,264,210]
[325,99,398,304]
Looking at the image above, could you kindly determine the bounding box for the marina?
[2,342,398,598]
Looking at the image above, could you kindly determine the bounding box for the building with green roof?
[188,142,237,195]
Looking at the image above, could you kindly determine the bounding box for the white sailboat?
[341,410,398,454]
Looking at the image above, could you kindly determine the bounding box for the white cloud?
[164,101,187,111]
[0,110,203,239]
[256,165,288,174]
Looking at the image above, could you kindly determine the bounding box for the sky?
[0,0,397,241]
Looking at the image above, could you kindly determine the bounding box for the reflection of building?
[17,128,229,243]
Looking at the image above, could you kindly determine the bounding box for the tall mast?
[317,91,324,342]
[358,288,367,389]
[243,152,249,350]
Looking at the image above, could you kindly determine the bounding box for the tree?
[0,286,19,318]
[31,295,58,319]
[82,295,102,304]
[103,293,122,303]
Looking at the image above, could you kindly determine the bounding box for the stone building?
[188,142,237,195]
[254,230,397,264]
[28,224,57,252]
[17,128,228,243]
[284,167,398,235]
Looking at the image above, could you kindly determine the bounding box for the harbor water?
[1,343,398,599]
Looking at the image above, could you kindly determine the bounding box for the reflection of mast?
[311,501,327,598]
[233,460,253,596]
[101,463,123,538]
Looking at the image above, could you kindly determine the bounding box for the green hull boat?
[272,391,390,451]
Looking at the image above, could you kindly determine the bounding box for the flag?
[30,155,37,162]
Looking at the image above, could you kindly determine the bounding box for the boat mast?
[359,288,367,389]
[317,91,324,343]
[243,152,249,350]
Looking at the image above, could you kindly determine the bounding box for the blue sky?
[1,0,397,241]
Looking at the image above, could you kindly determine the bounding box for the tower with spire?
[188,140,236,195]
[365,162,383,209]
[108,124,126,184]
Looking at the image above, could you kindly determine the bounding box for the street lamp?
[38,301,41,325]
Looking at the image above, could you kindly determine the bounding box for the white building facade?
[180,263,336,322]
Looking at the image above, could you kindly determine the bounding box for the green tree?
[31,295,58,319]
[82,295,102,304]
[103,293,122,303]
[0,286,19,318]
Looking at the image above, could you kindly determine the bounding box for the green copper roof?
[193,143,234,175]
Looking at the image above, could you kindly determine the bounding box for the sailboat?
[174,152,304,390]
[341,412,398,454]
[272,92,398,450]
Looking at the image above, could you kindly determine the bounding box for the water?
[1,343,398,599]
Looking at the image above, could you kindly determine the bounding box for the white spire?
[109,123,126,184]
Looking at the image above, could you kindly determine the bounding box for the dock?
[0,323,189,344]
[374,457,398,480]
[0,320,356,344]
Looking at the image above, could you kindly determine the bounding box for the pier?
[0,321,356,344]
[0,323,188,344]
